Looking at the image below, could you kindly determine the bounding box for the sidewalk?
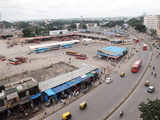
[30,80,101,120]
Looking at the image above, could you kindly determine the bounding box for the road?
[46,47,151,120]
[108,47,160,120]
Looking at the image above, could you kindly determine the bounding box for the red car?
[15,57,27,63]
[8,57,27,65]
[76,54,87,60]
[8,58,20,65]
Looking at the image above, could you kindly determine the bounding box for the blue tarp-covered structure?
[97,46,127,59]
[44,88,56,96]
[30,93,41,100]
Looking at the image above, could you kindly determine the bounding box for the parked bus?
[143,44,148,51]
[131,59,142,73]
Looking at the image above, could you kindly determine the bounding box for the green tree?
[67,23,77,31]
[139,98,160,120]
[135,24,147,33]
[150,29,157,37]
[22,27,35,37]
[16,22,31,29]
[102,20,124,28]
[1,21,13,28]
[127,18,143,27]
[80,23,87,29]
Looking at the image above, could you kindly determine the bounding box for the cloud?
[0,0,160,21]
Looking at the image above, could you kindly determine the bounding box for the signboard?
[7,92,18,100]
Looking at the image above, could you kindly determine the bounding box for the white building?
[144,15,160,35]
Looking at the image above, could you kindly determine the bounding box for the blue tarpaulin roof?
[66,76,82,87]
[102,46,123,55]
[97,46,127,57]
[51,72,94,94]
[52,83,70,94]
[44,88,56,96]
[30,93,41,100]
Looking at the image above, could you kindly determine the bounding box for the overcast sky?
[0,0,160,21]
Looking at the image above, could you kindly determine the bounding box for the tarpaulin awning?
[87,73,94,77]
[52,83,70,94]
[66,77,82,87]
[30,93,41,100]
[44,88,56,97]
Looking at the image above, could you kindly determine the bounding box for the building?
[97,46,128,60]
[2,77,40,109]
[39,64,99,105]
[144,15,160,35]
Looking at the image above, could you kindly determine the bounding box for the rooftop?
[39,64,97,92]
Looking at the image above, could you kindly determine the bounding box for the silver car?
[147,85,155,93]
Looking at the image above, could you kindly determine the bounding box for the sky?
[0,0,160,21]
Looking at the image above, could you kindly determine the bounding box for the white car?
[105,77,112,84]
[147,85,155,93]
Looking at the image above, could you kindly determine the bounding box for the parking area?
[0,40,117,80]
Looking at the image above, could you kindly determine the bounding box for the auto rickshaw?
[80,101,87,110]
[144,81,150,87]
[62,112,72,120]
[120,72,125,77]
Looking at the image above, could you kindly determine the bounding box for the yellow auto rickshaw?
[62,112,72,120]
[144,81,150,87]
[120,72,125,77]
[80,101,87,110]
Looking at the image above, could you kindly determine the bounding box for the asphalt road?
[108,48,160,120]
[46,49,151,120]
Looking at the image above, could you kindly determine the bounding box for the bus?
[131,59,142,73]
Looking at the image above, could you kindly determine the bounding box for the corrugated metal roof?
[39,64,97,92]
[98,46,126,57]
[29,40,79,50]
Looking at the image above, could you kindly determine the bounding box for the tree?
[127,18,143,27]
[16,22,31,29]
[67,23,77,31]
[80,23,87,29]
[22,27,35,37]
[150,29,157,37]
[1,21,13,28]
[139,98,160,120]
[135,24,147,33]
[102,20,124,28]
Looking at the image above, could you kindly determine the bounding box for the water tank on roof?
[17,85,23,92]
[0,91,5,99]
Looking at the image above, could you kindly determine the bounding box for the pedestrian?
[151,71,153,75]
[69,58,71,64]
[153,66,155,70]
[154,73,157,77]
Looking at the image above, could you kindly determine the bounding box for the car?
[15,57,27,63]
[8,58,20,65]
[120,72,125,77]
[62,112,72,120]
[144,81,150,87]
[105,77,112,84]
[80,101,87,110]
[147,86,155,93]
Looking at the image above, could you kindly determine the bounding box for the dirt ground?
[0,38,136,84]
[0,61,77,85]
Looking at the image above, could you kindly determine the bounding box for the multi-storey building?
[144,15,160,35]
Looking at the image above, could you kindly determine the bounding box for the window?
[29,86,39,95]
[18,91,26,98]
